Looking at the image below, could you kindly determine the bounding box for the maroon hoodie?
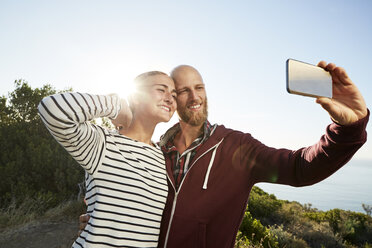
[158,113,369,248]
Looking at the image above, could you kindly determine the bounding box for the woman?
[38,71,177,247]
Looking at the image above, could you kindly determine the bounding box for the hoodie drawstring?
[202,138,224,190]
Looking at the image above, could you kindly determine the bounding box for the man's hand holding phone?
[287,59,367,125]
[315,61,367,125]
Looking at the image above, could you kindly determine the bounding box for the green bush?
[248,186,283,223]
[0,81,84,210]
[246,188,372,247]
[238,210,279,248]
[303,208,372,247]
[269,225,309,248]
[339,211,372,246]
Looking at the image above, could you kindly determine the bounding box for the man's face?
[173,67,208,126]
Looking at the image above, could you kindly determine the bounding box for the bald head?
[170,65,203,87]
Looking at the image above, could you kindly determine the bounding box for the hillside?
[1,187,372,248]
[0,220,77,248]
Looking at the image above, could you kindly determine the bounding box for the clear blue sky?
[1,0,371,160]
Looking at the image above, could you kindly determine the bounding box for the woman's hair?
[128,71,169,112]
[134,71,168,87]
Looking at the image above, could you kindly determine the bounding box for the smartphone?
[286,59,332,98]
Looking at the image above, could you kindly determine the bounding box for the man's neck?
[174,120,204,154]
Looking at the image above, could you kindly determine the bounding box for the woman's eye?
[157,88,165,92]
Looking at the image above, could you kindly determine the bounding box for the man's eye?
[157,88,165,92]
[177,89,187,94]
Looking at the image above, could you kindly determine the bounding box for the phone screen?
[286,59,332,98]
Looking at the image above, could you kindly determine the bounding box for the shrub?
[294,221,344,248]
[238,211,279,248]
[269,224,309,248]
[362,204,372,216]
[248,186,283,224]
[303,208,372,247]
[339,211,372,246]
[0,81,84,210]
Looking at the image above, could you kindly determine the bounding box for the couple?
[39,62,369,248]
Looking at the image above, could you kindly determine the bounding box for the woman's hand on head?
[111,97,133,131]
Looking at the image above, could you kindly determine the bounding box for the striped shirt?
[38,92,168,248]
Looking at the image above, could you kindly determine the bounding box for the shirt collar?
[159,120,214,150]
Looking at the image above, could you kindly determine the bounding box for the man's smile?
[188,103,201,111]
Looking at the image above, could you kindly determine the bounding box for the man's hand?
[78,214,90,236]
[316,61,368,125]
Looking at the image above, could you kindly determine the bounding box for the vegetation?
[1,81,372,247]
[0,80,85,230]
[235,186,372,248]
[362,204,372,217]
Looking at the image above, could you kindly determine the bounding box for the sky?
[0,0,371,162]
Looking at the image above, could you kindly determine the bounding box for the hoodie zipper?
[163,175,177,248]
[163,139,223,248]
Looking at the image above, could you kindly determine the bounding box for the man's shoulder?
[211,124,257,145]
[210,124,244,141]
[212,124,243,136]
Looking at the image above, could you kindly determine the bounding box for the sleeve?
[241,110,369,186]
[37,92,121,174]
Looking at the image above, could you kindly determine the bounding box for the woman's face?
[133,74,177,123]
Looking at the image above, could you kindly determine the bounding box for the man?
[81,61,368,248]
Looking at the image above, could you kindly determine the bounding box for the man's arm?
[246,61,368,186]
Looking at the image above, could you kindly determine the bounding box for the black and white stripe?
[38,93,168,248]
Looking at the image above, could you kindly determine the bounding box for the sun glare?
[116,80,136,100]
[111,60,173,101]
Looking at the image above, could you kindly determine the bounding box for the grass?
[0,197,86,232]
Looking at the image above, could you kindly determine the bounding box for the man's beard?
[177,98,208,126]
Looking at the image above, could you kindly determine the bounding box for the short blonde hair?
[128,71,169,112]
[134,71,168,89]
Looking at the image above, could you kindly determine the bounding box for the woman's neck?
[120,116,156,146]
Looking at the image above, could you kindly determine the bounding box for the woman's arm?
[38,92,121,174]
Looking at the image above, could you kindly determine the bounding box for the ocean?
[255,159,372,213]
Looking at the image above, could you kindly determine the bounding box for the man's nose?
[189,89,198,100]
